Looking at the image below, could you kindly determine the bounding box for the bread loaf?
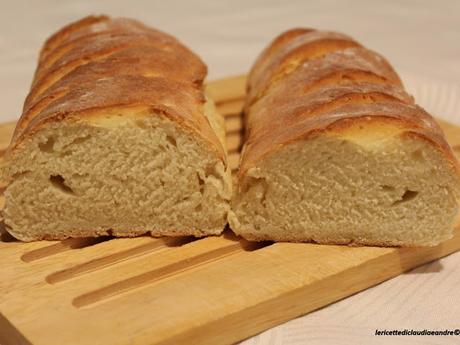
[228,28,460,246]
[1,15,231,241]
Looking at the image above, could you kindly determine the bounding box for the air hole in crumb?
[69,135,91,146]
[392,189,418,206]
[197,173,205,193]
[401,190,418,201]
[49,175,75,196]
[11,171,31,179]
[194,204,202,212]
[381,185,395,191]
[242,176,268,205]
[411,150,424,162]
[166,135,177,147]
[204,165,219,180]
[135,119,148,129]
[60,151,73,157]
[39,136,55,153]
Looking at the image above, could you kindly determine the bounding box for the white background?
[1,1,459,344]
[1,0,460,122]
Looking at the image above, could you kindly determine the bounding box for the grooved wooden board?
[1,75,460,345]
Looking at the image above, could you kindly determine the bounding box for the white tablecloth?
[1,1,459,344]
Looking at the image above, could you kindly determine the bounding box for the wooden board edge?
[161,232,460,345]
[0,312,32,345]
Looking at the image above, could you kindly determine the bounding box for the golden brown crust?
[247,31,362,104]
[32,19,180,90]
[10,15,225,163]
[241,104,454,175]
[247,47,404,111]
[27,43,205,107]
[39,15,110,64]
[246,91,406,141]
[247,28,314,86]
[240,28,460,178]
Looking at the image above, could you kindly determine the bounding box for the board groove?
[224,116,244,136]
[0,75,460,345]
[72,236,273,309]
[45,237,194,284]
[21,237,112,262]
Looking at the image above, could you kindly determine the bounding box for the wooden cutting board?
[1,75,460,345]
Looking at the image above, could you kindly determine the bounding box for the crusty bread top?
[240,28,460,176]
[247,30,363,104]
[9,15,225,163]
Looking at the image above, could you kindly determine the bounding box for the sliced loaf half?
[229,29,460,246]
[1,16,231,241]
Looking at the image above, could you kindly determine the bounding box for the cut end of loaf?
[229,119,460,247]
[2,109,231,241]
